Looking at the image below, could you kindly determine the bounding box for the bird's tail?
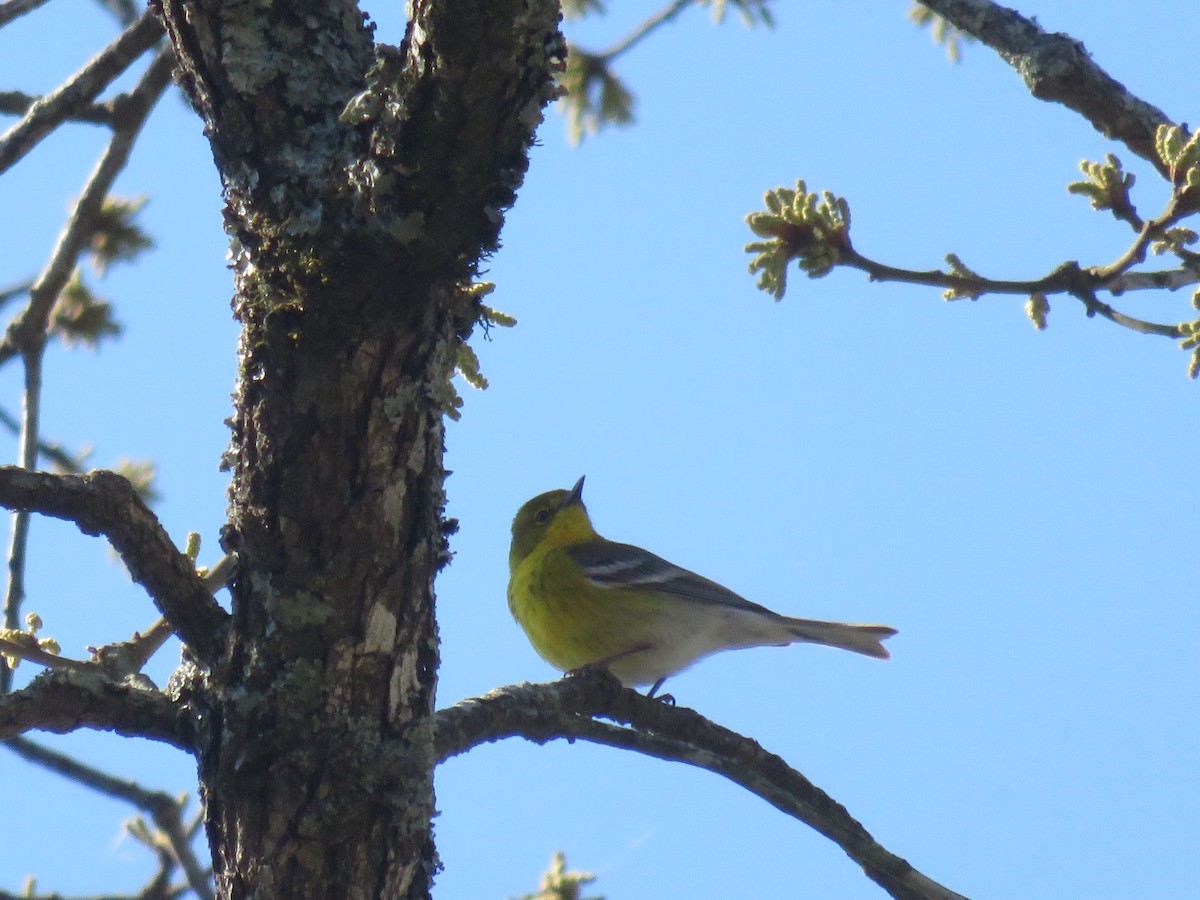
[782,617,898,659]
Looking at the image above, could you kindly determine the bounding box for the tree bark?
[149,2,565,896]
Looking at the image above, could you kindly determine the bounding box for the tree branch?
[0,0,48,28]
[0,669,192,748]
[0,88,125,126]
[0,404,87,474]
[2,343,46,692]
[0,879,184,900]
[839,249,1186,338]
[840,248,1185,340]
[0,468,228,664]
[433,673,966,900]
[0,42,176,691]
[917,0,1175,174]
[0,831,186,900]
[599,0,692,63]
[6,737,213,900]
[0,8,164,174]
[0,48,176,367]
[0,636,93,673]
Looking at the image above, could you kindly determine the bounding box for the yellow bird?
[508,477,897,696]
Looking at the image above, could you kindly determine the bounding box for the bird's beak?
[566,475,585,507]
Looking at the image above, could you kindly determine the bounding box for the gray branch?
[0,8,164,173]
[0,468,228,664]
[7,738,213,900]
[0,669,191,747]
[918,0,1175,172]
[0,0,49,29]
[433,674,968,900]
[0,49,175,367]
[0,89,123,126]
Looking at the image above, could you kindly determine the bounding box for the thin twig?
[0,52,171,690]
[0,89,120,125]
[0,345,43,693]
[137,843,184,900]
[1104,265,1200,296]
[7,733,175,806]
[5,737,215,900]
[0,405,86,473]
[94,0,141,28]
[0,636,94,673]
[0,26,177,687]
[0,48,176,367]
[600,0,692,62]
[160,810,215,900]
[0,0,49,29]
[9,346,42,605]
[102,616,176,676]
[0,280,31,307]
[93,554,236,677]
[0,886,177,900]
[0,8,164,174]
[838,249,1185,339]
[1090,193,1195,281]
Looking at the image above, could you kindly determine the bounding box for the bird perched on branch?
[508,476,897,697]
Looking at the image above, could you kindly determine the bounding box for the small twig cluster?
[744,125,1200,376]
[557,0,774,144]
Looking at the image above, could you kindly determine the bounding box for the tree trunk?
[150,1,565,896]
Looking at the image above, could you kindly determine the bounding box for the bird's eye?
[534,509,551,524]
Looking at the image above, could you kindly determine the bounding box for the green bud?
[1025,294,1050,330]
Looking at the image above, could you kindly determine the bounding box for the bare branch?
[0,883,182,900]
[155,813,215,900]
[0,40,177,691]
[433,674,967,900]
[93,0,141,28]
[82,558,232,678]
[599,0,692,63]
[6,738,213,900]
[0,0,49,29]
[0,9,164,173]
[1104,266,1200,296]
[1089,192,1199,281]
[7,733,179,807]
[0,48,176,367]
[0,468,228,664]
[2,345,46,691]
[917,0,1175,173]
[0,636,93,673]
[0,669,191,747]
[0,89,122,126]
[0,405,87,473]
[0,279,31,307]
[838,249,1186,339]
[0,823,186,900]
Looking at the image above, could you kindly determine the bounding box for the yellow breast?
[508,544,662,674]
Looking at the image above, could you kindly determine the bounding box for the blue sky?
[2,2,1197,898]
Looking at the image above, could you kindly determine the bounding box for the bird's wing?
[566,540,774,614]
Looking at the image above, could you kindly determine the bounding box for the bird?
[507,476,897,696]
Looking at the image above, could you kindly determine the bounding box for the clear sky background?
[2,2,1197,898]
